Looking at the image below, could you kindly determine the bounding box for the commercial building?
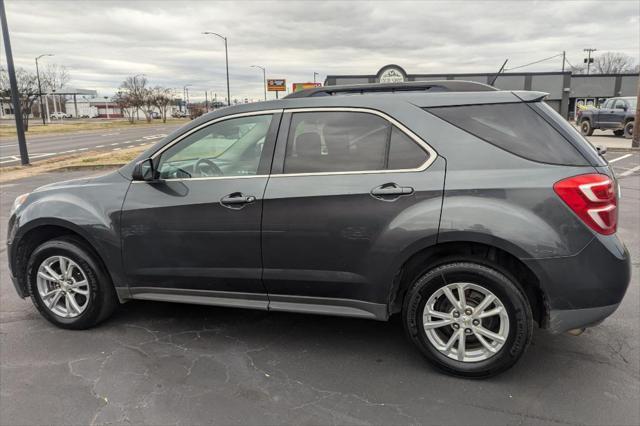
[325,65,639,120]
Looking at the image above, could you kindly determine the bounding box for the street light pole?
[0,0,28,165]
[202,32,231,106]
[251,65,266,101]
[35,53,53,125]
[314,72,319,83]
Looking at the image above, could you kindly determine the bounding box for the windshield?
[628,99,637,110]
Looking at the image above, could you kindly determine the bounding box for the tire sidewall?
[27,239,103,329]
[403,262,532,378]
[624,121,634,138]
[580,120,592,136]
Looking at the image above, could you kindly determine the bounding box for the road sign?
[267,79,286,92]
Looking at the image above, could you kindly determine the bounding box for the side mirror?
[132,158,156,181]
[596,145,607,156]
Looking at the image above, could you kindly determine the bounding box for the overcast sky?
[3,0,639,102]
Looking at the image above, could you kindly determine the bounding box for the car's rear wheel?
[580,120,594,136]
[613,129,624,137]
[26,236,118,329]
[403,262,532,378]
[624,121,634,139]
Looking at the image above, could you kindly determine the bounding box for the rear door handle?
[370,183,414,200]
[220,192,256,209]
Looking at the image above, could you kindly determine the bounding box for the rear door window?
[426,103,589,166]
[283,111,430,174]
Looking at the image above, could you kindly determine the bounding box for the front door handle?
[220,192,256,209]
[370,183,414,200]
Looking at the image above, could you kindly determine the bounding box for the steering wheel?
[194,158,223,177]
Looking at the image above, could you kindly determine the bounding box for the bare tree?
[0,66,40,131]
[593,52,637,74]
[113,90,136,124]
[120,75,148,121]
[41,64,70,92]
[150,86,173,123]
[141,87,154,123]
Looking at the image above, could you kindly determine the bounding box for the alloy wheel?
[422,282,509,362]
[36,255,90,318]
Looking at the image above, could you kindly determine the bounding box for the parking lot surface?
[1,152,638,425]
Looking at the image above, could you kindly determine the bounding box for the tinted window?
[284,112,388,173]
[284,112,429,174]
[602,99,614,109]
[388,127,428,169]
[158,114,272,179]
[426,103,588,165]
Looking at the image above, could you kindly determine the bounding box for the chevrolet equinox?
[7,81,631,377]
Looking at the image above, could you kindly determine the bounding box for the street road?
[0,152,638,425]
[0,122,183,166]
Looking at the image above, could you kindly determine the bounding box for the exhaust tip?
[567,328,586,336]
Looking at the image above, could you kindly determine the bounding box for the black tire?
[624,121,634,139]
[613,130,624,137]
[580,120,594,136]
[403,262,533,378]
[26,236,118,329]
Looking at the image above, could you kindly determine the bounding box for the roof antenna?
[490,59,509,86]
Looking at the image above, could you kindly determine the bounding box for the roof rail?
[284,80,498,99]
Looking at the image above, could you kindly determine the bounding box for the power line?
[504,53,564,71]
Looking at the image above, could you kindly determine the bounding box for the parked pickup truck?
[577,97,636,138]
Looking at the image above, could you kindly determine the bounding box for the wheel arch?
[12,220,114,298]
[388,240,548,328]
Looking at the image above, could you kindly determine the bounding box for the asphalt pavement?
[0,152,638,425]
[0,122,184,166]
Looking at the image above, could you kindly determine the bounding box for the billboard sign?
[267,79,286,92]
[292,82,322,92]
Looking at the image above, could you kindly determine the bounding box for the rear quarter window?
[426,103,589,166]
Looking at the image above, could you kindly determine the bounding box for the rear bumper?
[524,234,631,333]
[548,303,619,334]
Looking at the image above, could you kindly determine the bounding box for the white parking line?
[95,145,105,148]
[619,165,640,177]
[110,143,120,146]
[609,154,633,163]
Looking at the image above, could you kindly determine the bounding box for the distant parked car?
[577,97,636,138]
[172,111,187,118]
[50,112,72,120]
[150,111,161,119]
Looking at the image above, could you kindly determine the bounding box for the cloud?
[4,0,639,101]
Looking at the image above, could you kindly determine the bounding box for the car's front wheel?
[26,236,118,329]
[403,262,532,378]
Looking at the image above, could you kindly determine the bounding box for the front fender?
[11,172,130,289]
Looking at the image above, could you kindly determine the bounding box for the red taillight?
[553,174,617,235]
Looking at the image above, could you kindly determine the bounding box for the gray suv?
[7,81,630,377]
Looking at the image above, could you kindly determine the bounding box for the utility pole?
[35,53,53,125]
[205,91,209,111]
[0,0,29,165]
[314,72,319,83]
[561,51,565,73]
[583,48,597,75]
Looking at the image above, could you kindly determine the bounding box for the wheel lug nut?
[473,319,480,326]
[452,323,460,330]
[465,328,472,334]
[452,311,460,318]
[465,308,473,315]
